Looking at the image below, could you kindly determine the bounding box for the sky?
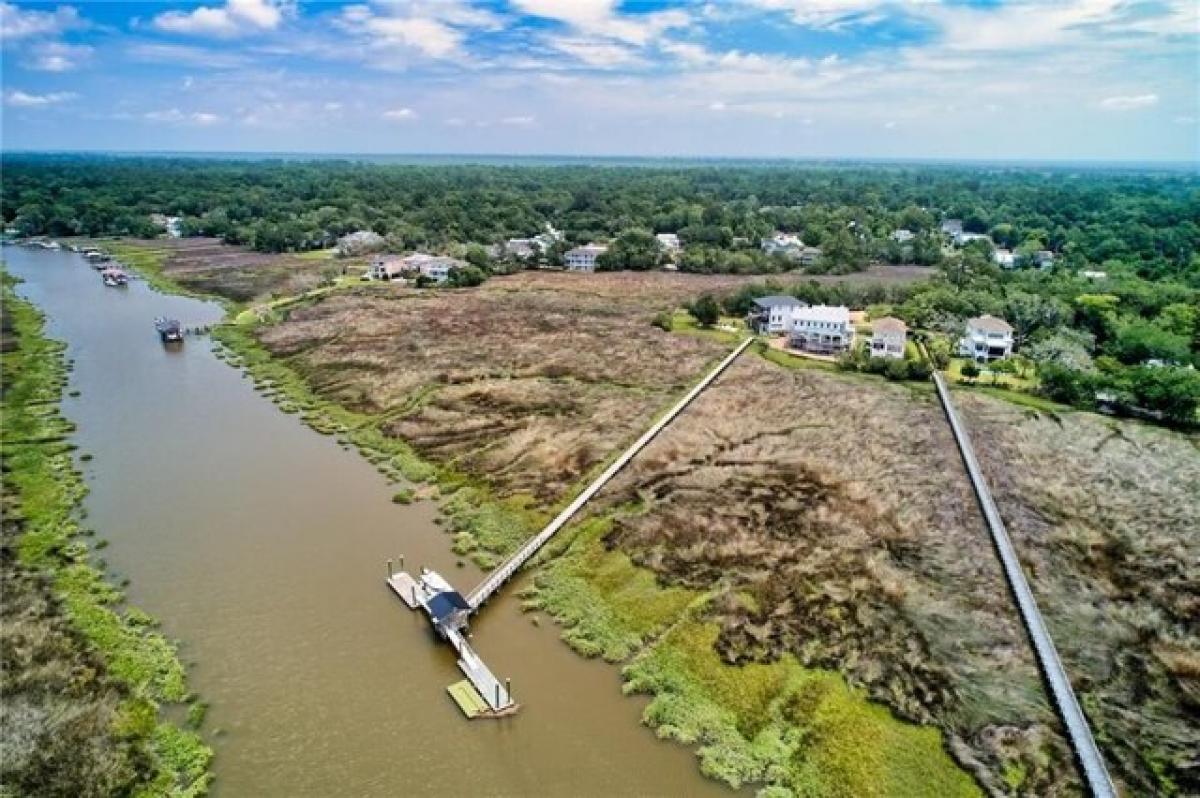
[1,0,1197,161]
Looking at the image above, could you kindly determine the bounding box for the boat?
[101,267,128,287]
[83,249,111,264]
[154,317,184,343]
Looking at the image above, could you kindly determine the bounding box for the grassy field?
[1,273,211,796]
[957,393,1200,796]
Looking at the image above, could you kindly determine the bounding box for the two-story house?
[959,315,1014,361]
[870,317,907,359]
[747,295,807,334]
[787,305,854,354]
[564,243,608,272]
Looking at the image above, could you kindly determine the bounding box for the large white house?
[787,305,855,355]
[655,233,681,253]
[398,253,465,283]
[368,254,407,281]
[870,317,907,359]
[748,295,807,334]
[994,248,1015,268]
[959,315,1014,361]
[760,232,805,258]
[564,243,608,272]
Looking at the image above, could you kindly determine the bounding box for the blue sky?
[1,0,1197,161]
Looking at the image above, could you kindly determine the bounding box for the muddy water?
[5,246,730,797]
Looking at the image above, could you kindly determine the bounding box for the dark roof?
[427,591,471,625]
[752,295,805,310]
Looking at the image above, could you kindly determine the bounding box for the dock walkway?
[465,336,753,610]
[932,372,1115,798]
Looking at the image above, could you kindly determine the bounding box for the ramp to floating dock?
[445,628,514,713]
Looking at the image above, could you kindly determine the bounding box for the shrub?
[884,359,911,381]
[961,362,981,382]
[652,311,673,332]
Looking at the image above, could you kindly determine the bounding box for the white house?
[798,246,823,266]
[1034,250,1055,269]
[761,232,805,258]
[655,233,681,252]
[940,219,964,237]
[1081,269,1108,281]
[959,315,1014,361]
[994,248,1015,268]
[954,231,992,247]
[398,253,464,283]
[891,229,915,243]
[748,295,807,334]
[870,317,907,360]
[505,238,539,260]
[368,254,407,281]
[787,305,855,355]
[564,243,607,272]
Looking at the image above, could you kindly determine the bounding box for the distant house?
[1080,269,1107,281]
[505,238,539,260]
[150,213,183,238]
[761,232,805,259]
[891,229,915,243]
[564,243,607,272]
[655,233,681,253]
[787,305,855,355]
[940,219,963,237]
[959,315,1014,361]
[870,317,907,360]
[398,253,464,283]
[994,248,1015,268]
[955,231,992,247]
[798,246,823,266]
[747,295,807,334]
[1034,250,1055,269]
[368,254,407,281]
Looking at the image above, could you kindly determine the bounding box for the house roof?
[567,244,607,256]
[872,317,907,333]
[796,304,850,324]
[752,295,804,309]
[426,590,471,626]
[969,314,1013,333]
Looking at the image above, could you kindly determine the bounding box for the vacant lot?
[558,357,1079,796]
[957,394,1200,796]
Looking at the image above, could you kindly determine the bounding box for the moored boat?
[154,316,184,343]
[101,267,129,287]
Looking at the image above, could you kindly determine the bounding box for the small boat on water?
[101,267,128,287]
[83,249,111,264]
[154,317,184,343]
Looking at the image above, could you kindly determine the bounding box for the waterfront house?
[994,248,1015,268]
[760,232,805,259]
[564,243,608,272]
[870,317,907,359]
[788,305,854,355]
[368,254,408,281]
[959,315,1014,361]
[400,253,464,283]
[748,295,807,334]
[655,233,681,253]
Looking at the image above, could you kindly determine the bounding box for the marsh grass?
[1,273,211,795]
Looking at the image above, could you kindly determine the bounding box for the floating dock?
[386,337,753,719]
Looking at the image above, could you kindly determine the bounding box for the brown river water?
[6,246,732,797]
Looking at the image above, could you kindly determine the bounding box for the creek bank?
[1,271,212,796]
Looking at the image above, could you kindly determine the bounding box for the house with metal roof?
[959,315,1014,361]
[747,295,807,334]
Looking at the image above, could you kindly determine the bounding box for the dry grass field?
[256,283,731,503]
[584,357,1081,795]
[957,394,1200,796]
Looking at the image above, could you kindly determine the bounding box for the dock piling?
[506,678,512,703]
[387,558,393,577]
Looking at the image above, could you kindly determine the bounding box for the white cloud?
[0,2,84,39]
[515,0,690,47]
[1099,93,1159,111]
[335,1,503,61]
[383,107,417,120]
[144,108,225,125]
[743,0,890,30]
[883,120,897,129]
[549,36,644,67]
[4,89,76,107]
[153,0,290,37]
[22,41,92,72]
[500,115,535,126]
[324,101,342,112]
[708,100,726,111]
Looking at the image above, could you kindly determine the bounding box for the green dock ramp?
[447,680,490,719]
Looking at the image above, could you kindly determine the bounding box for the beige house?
[870,317,907,359]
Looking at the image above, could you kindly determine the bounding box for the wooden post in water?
[495,684,501,708]
[387,559,393,577]
[399,555,405,570]
[412,585,417,605]
[506,678,512,705]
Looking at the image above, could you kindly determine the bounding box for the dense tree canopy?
[3,155,1197,284]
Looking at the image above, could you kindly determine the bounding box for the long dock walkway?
[465,336,753,610]
[932,372,1116,798]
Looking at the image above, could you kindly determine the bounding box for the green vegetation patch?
[625,620,981,798]
[1,272,212,795]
